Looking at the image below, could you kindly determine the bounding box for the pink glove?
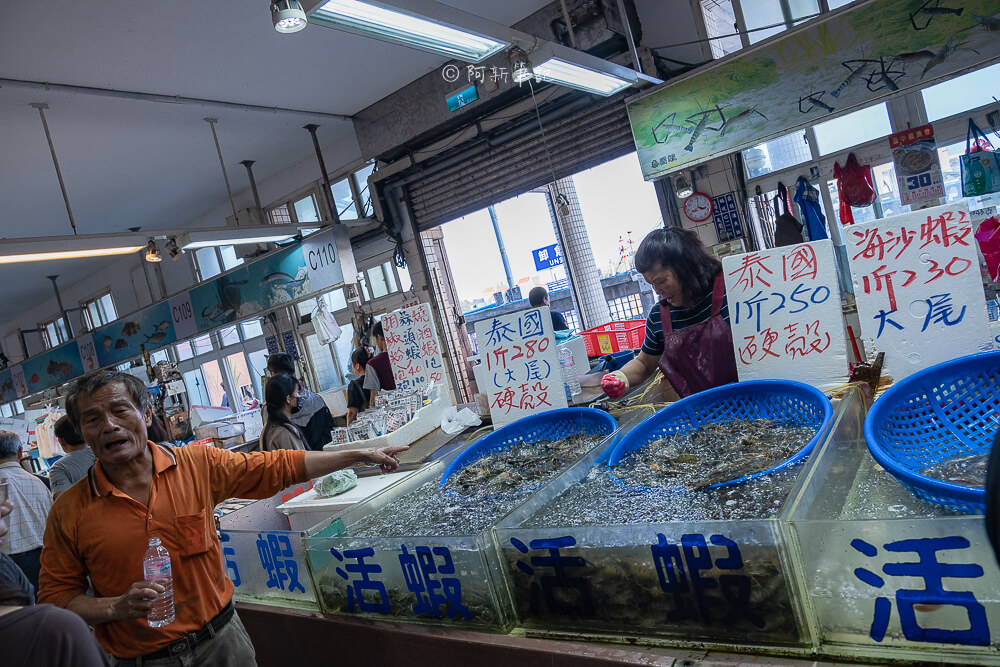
[601,371,629,400]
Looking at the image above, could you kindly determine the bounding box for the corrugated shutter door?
[408,95,635,231]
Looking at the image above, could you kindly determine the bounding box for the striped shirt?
[641,290,730,357]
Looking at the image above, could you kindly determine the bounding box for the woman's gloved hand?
[600,371,629,400]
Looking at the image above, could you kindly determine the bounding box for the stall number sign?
[383,303,446,392]
[847,202,991,380]
[890,123,944,206]
[474,306,566,427]
[302,228,344,290]
[532,244,564,271]
[77,334,98,372]
[168,293,198,341]
[10,366,27,398]
[723,239,848,388]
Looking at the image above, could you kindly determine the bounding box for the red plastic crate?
[580,320,646,356]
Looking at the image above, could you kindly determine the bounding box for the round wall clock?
[683,192,713,222]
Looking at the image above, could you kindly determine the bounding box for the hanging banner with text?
[626,0,1000,179]
[474,306,566,427]
[847,202,992,381]
[723,240,848,388]
[890,123,944,206]
[383,303,446,392]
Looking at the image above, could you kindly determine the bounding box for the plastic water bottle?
[143,536,175,628]
[559,345,581,401]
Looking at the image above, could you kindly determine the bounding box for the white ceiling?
[0,0,552,327]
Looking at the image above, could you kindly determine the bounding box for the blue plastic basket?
[864,350,1000,514]
[440,407,619,490]
[607,380,833,491]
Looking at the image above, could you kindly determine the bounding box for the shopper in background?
[347,348,371,426]
[365,320,397,407]
[48,416,96,501]
[528,286,569,332]
[601,227,737,400]
[0,431,51,593]
[260,374,309,451]
[267,353,335,450]
[0,496,109,666]
[40,369,405,665]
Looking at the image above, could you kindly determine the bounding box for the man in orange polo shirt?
[40,370,405,665]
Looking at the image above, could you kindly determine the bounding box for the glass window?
[183,368,210,406]
[331,179,358,220]
[175,340,193,361]
[921,63,1000,123]
[195,247,222,280]
[827,0,854,8]
[225,352,257,410]
[332,322,356,384]
[268,204,292,225]
[357,271,371,302]
[700,0,742,59]
[382,261,398,293]
[813,103,891,155]
[200,359,227,408]
[150,349,170,365]
[192,334,213,356]
[743,129,811,179]
[353,163,376,217]
[247,347,269,403]
[13,400,23,415]
[304,334,340,392]
[241,319,263,339]
[293,194,321,223]
[85,292,117,328]
[325,288,348,312]
[398,266,412,294]
[0,404,11,418]
[368,265,390,299]
[219,326,240,347]
[744,0,817,44]
[44,318,69,347]
[220,245,243,271]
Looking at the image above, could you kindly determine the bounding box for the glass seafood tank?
[303,408,623,631]
[492,381,835,651]
[785,387,1000,663]
[218,482,320,610]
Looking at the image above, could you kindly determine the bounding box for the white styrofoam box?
[195,421,245,440]
[320,387,349,417]
[189,405,236,429]
[322,383,449,452]
[276,470,418,531]
[562,335,589,378]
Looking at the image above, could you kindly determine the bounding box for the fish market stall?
[303,408,623,631]
[493,380,834,651]
[276,470,418,531]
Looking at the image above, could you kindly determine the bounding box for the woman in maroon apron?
[601,227,738,399]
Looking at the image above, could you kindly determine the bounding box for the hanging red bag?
[833,161,854,225]
[975,216,1000,282]
[838,152,877,207]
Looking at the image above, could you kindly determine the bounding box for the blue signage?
[532,244,564,271]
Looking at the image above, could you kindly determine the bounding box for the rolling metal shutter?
[405,94,636,232]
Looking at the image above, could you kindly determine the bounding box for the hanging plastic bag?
[440,406,481,434]
[961,119,1000,197]
[311,299,342,345]
[837,152,877,207]
[975,216,1000,282]
[772,182,804,247]
[833,161,854,225]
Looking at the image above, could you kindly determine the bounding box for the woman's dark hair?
[264,374,299,427]
[634,227,722,304]
[351,348,370,370]
[372,321,384,340]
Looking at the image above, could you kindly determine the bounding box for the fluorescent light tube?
[180,234,296,250]
[310,0,507,61]
[533,57,633,96]
[0,246,144,264]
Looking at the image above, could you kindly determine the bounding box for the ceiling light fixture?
[0,233,147,265]
[527,41,638,96]
[508,46,534,83]
[145,239,162,262]
[673,172,694,199]
[271,0,308,33]
[303,0,508,61]
[177,225,300,250]
[165,237,182,261]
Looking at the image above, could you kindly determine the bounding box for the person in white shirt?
[0,430,52,592]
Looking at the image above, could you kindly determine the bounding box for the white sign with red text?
[474,306,566,427]
[723,239,848,388]
[382,303,446,392]
[847,202,991,380]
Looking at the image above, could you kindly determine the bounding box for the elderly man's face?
[76,382,151,467]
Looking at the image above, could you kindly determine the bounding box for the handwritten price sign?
[723,240,848,388]
[383,303,446,392]
[847,202,991,380]
[474,306,566,426]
